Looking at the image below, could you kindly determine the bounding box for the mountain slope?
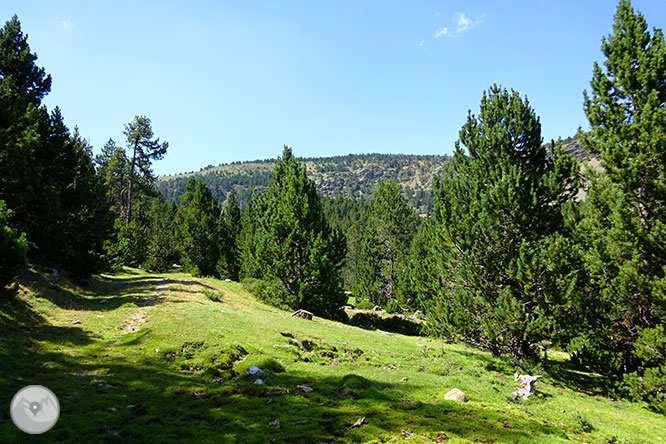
[155,136,593,213]
[157,153,449,214]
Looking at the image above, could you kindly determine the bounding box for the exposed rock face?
[291,309,313,320]
[444,388,468,402]
[513,373,542,400]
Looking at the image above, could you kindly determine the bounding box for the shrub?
[203,289,223,302]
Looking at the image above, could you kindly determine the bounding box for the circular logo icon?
[10,385,60,434]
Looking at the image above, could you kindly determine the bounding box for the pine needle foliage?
[422,85,579,360]
[239,146,346,320]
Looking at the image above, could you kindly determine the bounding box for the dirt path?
[120,279,170,334]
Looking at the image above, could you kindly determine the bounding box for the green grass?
[1,266,664,443]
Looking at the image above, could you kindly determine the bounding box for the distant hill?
[155,136,592,214]
[156,153,450,214]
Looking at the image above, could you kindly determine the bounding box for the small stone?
[444,388,467,402]
[108,407,117,412]
[99,299,109,304]
[268,419,280,429]
[254,379,264,385]
[72,320,81,324]
[97,315,104,318]
[245,366,266,381]
[297,384,313,392]
[225,279,231,282]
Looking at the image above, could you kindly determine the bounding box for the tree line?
[0,0,664,411]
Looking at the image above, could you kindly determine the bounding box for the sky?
[2,1,665,176]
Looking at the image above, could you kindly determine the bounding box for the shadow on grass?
[0,271,569,443]
[13,269,205,313]
[346,312,422,336]
[0,321,569,444]
[542,358,616,398]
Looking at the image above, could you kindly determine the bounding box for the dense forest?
[1,0,664,414]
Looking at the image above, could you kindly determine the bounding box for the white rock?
[444,388,468,402]
[513,373,542,401]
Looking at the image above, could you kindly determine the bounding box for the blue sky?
[2,1,665,176]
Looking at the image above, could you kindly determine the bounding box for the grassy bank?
[0,267,663,443]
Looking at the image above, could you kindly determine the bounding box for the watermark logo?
[10,385,60,434]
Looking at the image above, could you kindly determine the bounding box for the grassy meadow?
[0,266,664,443]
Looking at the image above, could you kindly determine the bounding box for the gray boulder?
[245,366,266,381]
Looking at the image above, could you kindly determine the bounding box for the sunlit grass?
[0,266,664,443]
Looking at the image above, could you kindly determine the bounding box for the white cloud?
[433,12,485,39]
[419,38,425,47]
[61,19,73,28]
[434,27,448,38]
[454,12,484,33]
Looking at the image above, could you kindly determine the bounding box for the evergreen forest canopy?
[0,0,664,413]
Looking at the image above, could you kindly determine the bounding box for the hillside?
[155,137,592,214]
[1,266,663,443]
[157,153,449,214]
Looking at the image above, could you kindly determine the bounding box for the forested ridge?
[157,153,450,214]
[155,137,591,215]
[1,0,665,421]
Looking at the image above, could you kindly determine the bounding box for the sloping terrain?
[155,137,594,215]
[1,266,662,443]
[157,154,449,214]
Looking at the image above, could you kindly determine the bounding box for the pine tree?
[572,0,666,374]
[0,15,51,241]
[352,180,417,307]
[0,200,27,289]
[176,178,221,277]
[239,146,346,319]
[123,116,168,226]
[425,85,578,359]
[0,16,112,277]
[143,196,177,273]
[96,139,130,221]
[238,190,268,280]
[217,192,242,280]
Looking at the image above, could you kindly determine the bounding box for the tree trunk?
[125,146,137,227]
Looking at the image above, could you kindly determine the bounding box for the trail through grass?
[1,267,664,443]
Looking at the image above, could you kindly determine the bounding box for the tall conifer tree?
[352,180,416,307]
[425,85,578,359]
[572,0,666,374]
[239,146,345,319]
